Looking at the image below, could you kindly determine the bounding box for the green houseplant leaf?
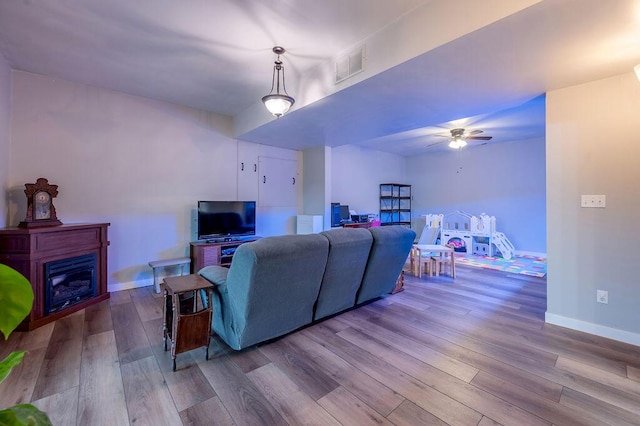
[0,264,33,340]
[0,404,52,426]
[0,264,51,425]
[0,351,25,384]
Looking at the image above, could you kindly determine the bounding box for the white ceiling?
[0,0,639,156]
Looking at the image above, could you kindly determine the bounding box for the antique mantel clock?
[19,177,63,228]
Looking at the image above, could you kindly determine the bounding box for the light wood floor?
[2,265,640,425]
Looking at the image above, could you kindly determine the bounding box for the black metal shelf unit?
[379,183,411,227]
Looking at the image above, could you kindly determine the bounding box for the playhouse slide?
[492,232,515,260]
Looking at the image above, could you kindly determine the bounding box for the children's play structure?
[421,211,515,260]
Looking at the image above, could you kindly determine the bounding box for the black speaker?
[331,203,341,227]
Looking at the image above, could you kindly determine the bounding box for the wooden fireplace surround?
[0,223,110,330]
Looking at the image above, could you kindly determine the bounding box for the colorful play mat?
[455,254,547,278]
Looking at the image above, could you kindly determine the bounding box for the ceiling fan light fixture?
[448,134,467,149]
[432,128,492,151]
[262,46,295,118]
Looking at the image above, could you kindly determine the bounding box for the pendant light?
[262,46,295,118]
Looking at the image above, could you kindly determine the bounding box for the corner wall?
[0,55,10,227]
[546,72,640,344]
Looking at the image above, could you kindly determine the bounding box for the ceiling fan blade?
[425,141,446,149]
[466,130,483,136]
[466,136,492,140]
[433,134,450,138]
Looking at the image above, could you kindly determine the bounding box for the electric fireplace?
[45,253,97,315]
[0,223,110,330]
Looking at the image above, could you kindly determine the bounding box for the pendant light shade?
[262,46,295,118]
[263,94,294,117]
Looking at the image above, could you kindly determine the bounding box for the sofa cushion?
[356,226,416,304]
[315,228,373,320]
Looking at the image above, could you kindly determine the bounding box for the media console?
[190,237,259,272]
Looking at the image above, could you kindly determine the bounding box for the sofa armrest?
[198,265,229,288]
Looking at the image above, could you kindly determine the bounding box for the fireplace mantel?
[0,223,110,330]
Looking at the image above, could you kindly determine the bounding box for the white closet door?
[258,156,298,207]
[237,140,259,201]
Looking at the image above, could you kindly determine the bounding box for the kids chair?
[432,243,456,278]
[410,225,440,277]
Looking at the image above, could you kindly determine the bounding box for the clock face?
[34,191,51,220]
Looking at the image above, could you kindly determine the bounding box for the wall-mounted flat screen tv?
[197,201,256,240]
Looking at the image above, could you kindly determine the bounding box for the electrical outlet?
[597,289,608,304]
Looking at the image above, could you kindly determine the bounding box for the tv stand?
[190,237,259,272]
[203,235,255,244]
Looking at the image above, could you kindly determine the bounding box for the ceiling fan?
[430,128,493,149]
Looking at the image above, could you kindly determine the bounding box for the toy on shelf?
[423,211,515,259]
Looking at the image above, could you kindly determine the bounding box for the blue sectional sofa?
[198,225,415,350]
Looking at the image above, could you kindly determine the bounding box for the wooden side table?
[163,274,213,371]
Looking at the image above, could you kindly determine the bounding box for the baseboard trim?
[108,278,153,293]
[545,312,640,346]
[515,250,547,258]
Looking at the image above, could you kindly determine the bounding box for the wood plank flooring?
[1,265,640,425]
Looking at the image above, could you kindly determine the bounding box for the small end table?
[163,274,213,371]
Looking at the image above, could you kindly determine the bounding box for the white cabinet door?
[259,156,298,207]
[237,141,259,201]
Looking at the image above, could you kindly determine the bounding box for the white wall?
[302,146,329,215]
[331,144,406,216]
[406,138,546,254]
[302,146,332,229]
[9,71,298,291]
[0,55,11,227]
[546,72,640,344]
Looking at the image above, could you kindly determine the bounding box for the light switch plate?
[581,195,606,208]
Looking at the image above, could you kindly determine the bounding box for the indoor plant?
[0,264,51,425]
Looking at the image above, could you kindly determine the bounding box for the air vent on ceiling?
[335,45,365,84]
